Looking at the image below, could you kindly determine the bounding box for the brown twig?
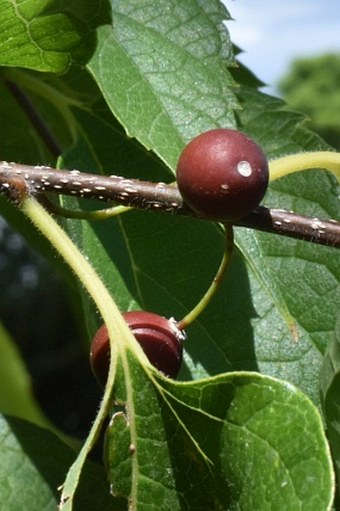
[0,161,339,248]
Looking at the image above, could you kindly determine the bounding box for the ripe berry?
[176,128,269,222]
[90,311,185,385]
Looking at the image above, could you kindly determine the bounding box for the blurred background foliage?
[0,217,102,438]
[278,53,340,150]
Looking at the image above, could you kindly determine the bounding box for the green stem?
[42,197,132,220]
[269,151,340,182]
[19,196,147,510]
[21,198,122,334]
[177,224,234,330]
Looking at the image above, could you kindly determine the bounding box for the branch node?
[0,170,29,205]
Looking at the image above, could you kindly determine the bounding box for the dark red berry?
[90,311,185,386]
[176,128,269,222]
[90,324,112,388]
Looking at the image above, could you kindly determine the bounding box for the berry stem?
[18,195,148,509]
[177,224,234,330]
[41,195,132,219]
[20,197,122,336]
[269,151,340,181]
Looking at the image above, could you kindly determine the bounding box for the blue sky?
[224,1,340,93]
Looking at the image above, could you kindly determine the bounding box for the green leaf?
[0,415,120,511]
[235,86,330,156]
[0,323,50,428]
[233,170,340,406]
[105,352,334,510]
[320,318,340,504]
[88,0,239,169]
[0,0,111,73]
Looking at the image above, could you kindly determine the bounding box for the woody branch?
[0,161,339,248]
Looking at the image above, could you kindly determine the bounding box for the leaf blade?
[105,359,334,510]
[0,0,111,73]
[88,0,239,169]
